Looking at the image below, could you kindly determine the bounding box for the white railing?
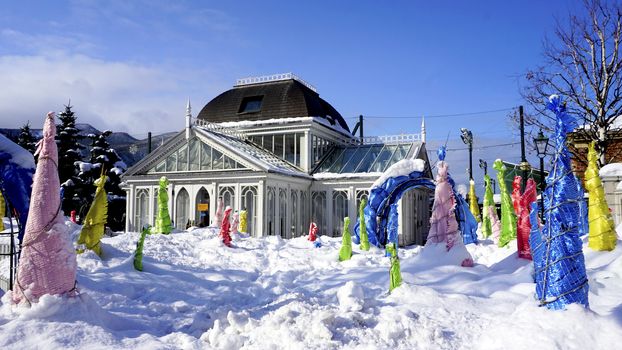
[193,118,248,140]
[355,133,421,145]
[235,73,317,93]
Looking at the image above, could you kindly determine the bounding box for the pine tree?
[57,103,84,215]
[17,121,38,155]
[74,130,127,231]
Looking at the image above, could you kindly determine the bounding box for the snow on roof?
[0,133,35,170]
[600,163,622,177]
[371,158,425,189]
[214,116,352,136]
[313,172,382,180]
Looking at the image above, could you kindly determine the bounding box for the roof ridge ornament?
[235,73,317,93]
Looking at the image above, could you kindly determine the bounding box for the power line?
[426,142,521,152]
[346,107,516,120]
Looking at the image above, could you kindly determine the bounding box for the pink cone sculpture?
[308,222,318,241]
[426,161,473,266]
[427,161,460,248]
[511,176,522,216]
[517,178,537,260]
[231,211,239,236]
[214,198,224,229]
[220,207,232,247]
[13,112,77,305]
[488,206,501,244]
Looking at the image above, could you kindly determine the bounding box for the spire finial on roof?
[185,98,192,139]
[421,116,426,143]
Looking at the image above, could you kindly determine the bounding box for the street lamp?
[461,128,474,180]
[479,159,487,175]
[534,129,550,219]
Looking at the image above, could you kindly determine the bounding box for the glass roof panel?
[315,147,345,172]
[328,147,359,173]
[354,144,385,173]
[340,145,373,173]
[369,145,397,172]
[384,144,413,171]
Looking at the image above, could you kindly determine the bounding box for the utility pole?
[148,132,152,154]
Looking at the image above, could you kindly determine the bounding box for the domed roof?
[196,77,350,132]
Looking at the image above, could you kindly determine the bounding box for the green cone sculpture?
[387,243,402,292]
[152,176,172,234]
[339,217,353,261]
[134,226,149,271]
[493,159,517,247]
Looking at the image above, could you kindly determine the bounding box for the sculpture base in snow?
[416,240,474,268]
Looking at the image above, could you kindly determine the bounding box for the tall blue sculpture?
[530,95,589,310]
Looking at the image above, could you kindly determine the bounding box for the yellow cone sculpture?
[77,174,108,256]
[585,142,617,251]
[468,179,481,222]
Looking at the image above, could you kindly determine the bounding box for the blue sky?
[0,0,583,188]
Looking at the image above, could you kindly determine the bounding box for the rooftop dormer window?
[238,95,263,114]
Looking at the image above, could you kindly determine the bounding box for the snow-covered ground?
[0,223,621,349]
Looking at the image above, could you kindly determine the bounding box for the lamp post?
[461,128,474,180]
[534,129,550,220]
[479,159,487,176]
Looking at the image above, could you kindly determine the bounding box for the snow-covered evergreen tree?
[57,103,84,215]
[74,130,127,231]
[17,121,38,155]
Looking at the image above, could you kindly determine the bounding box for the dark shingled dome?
[197,79,350,132]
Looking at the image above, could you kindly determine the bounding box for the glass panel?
[189,139,200,171]
[152,189,158,225]
[311,191,326,236]
[212,149,224,170]
[291,191,298,237]
[242,186,257,236]
[178,145,188,171]
[300,191,308,234]
[333,191,348,236]
[386,144,412,169]
[328,147,358,173]
[315,147,345,172]
[285,134,295,164]
[341,146,372,173]
[201,143,212,170]
[370,145,397,172]
[267,187,275,236]
[354,145,384,172]
[220,186,234,208]
[356,190,369,213]
[223,154,237,169]
[195,188,210,227]
[175,188,190,230]
[279,189,287,238]
[264,135,273,153]
[166,152,177,172]
[274,134,284,159]
[155,161,165,173]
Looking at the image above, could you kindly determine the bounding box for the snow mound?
[600,162,622,176]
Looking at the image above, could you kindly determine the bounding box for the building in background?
[122,74,432,245]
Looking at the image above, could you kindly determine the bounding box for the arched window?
[135,189,149,231]
[175,188,190,230]
[311,191,326,236]
[220,186,235,209]
[333,191,349,236]
[290,190,298,238]
[300,190,308,234]
[279,189,288,238]
[195,187,210,227]
[152,187,158,226]
[267,187,276,236]
[356,190,369,212]
[241,186,257,236]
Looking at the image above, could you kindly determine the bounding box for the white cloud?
[0,53,227,135]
